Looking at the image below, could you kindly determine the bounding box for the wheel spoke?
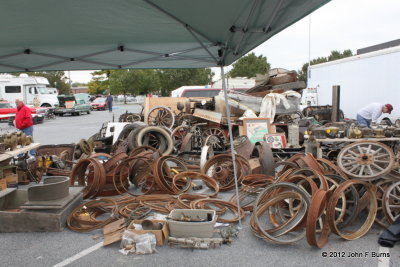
[372,147,383,155]
[367,165,374,175]
[358,165,366,176]
[371,163,384,171]
[342,161,358,167]
[348,150,359,157]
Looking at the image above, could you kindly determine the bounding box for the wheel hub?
[357,153,373,165]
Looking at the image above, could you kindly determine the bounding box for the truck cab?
[0,74,59,107]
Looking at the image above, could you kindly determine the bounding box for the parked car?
[0,100,46,124]
[90,97,108,110]
[54,95,91,116]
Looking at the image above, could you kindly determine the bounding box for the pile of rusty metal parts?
[0,131,33,152]
[63,136,400,250]
[9,73,400,251]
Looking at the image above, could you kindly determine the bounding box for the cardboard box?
[5,173,18,184]
[127,220,169,246]
[0,178,7,190]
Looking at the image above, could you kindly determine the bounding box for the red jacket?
[15,104,33,130]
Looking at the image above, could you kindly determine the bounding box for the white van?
[0,74,59,107]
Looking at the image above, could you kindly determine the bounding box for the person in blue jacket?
[106,93,113,113]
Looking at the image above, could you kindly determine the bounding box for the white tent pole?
[220,66,242,229]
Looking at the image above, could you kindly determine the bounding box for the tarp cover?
[0,0,330,72]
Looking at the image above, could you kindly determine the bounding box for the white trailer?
[304,46,400,121]
[0,74,59,107]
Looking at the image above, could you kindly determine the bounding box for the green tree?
[157,69,213,96]
[298,49,353,82]
[88,70,109,95]
[229,52,270,78]
[11,71,71,94]
[108,70,137,103]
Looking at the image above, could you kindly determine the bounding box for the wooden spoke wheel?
[147,106,175,129]
[383,181,400,224]
[337,141,394,180]
[202,127,227,150]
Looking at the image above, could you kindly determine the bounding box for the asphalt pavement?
[0,104,396,267]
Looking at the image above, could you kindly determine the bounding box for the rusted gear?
[337,141,395,180]
[147,106,175,129]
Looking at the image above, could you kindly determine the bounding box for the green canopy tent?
[0,0,329,72]
[0,0,330,226]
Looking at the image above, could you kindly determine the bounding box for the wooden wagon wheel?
[337,141,394,180]
[383,181,400,224]
[147,106,175,129]
[202,127,227,150]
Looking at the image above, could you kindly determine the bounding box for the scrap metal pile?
[22,74,400,249]
[64,127,400,249]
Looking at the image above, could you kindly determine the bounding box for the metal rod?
[186,27,219,64]
[233,0,260,55]
[0,52,25,60]
[263,0,283,31]
[124,48,163,56]
[78,58,120,68]
[0,62,25,71]
[120,55,163,68]
[30,51,69,60]
[220,65,242,229]
[29,60,68,70]
[76,48,118,59]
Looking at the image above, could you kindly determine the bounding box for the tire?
[117,122,145,141]
[76,112,81,116]
[87,110,91,114]
[127,124,147,150]
[135,126,174,155]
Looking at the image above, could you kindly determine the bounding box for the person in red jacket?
[14,99,34,137]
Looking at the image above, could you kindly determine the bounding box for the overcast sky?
[69,0,400,83]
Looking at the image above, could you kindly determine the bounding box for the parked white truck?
[303,45,400,122]
[0,74,59,107]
